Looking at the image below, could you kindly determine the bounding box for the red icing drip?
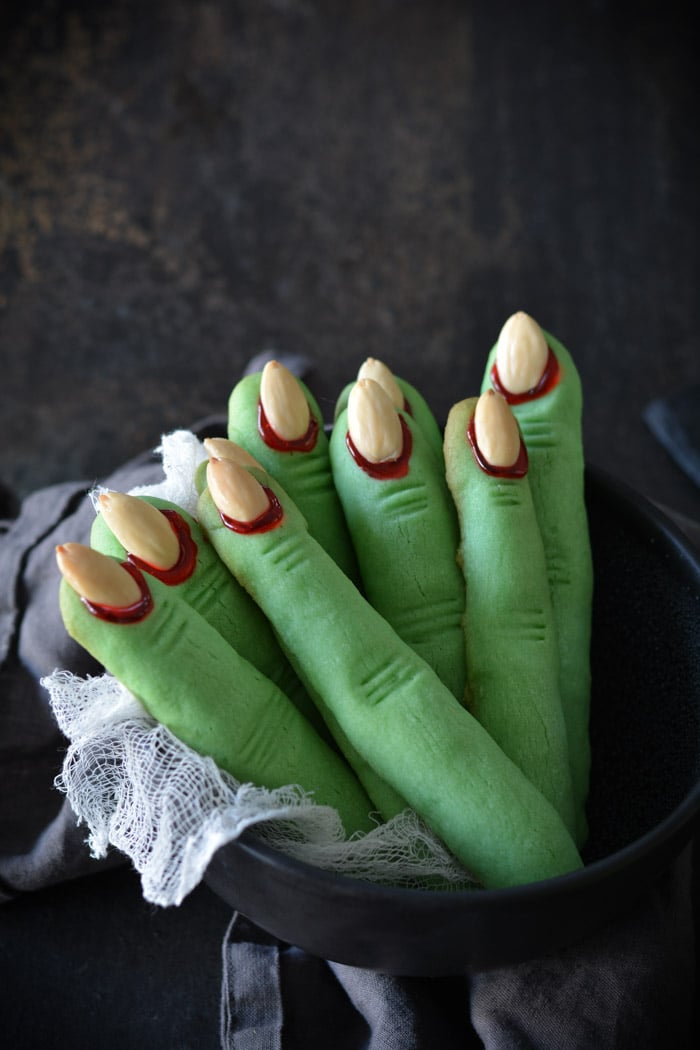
[81,562,153,624]
[127,509,198,586]
[490,346,561,405]
[257,399,319,452]
[466,412,529,479]
[346,415,412,480]
[219,486,284,534]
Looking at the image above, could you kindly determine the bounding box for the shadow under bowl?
[205,466,700,975]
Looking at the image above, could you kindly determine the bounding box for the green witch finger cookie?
[197,456,409,823]
[481,311,593,844]
[56,543,376,839]
[444,391,577,839]
[330,378,467,703]
[227,359,360,583]
[197,455,583,890]
[89,490,326,739]
[334,357,445,463]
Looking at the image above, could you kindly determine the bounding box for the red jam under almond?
[346,415,413,480]
[219,486,284,534]
[490,346,561,405]
[81,562,153,624]
[127,509,198,586]
[467,412,529,479]
[257,399,319,452]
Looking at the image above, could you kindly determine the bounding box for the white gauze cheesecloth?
[42,430,474,906]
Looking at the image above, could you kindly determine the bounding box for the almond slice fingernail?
[203,437,264,471]
[348,379,404,464]
[474,390,521,468]
[495,312,549,395]
[99,491,180,570]
[56,542,142,606]
[357,358,404,411]
[207,457,270,523]
[260,360,311,441]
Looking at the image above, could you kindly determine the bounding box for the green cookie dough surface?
[335,375,444,464]
[89,495,323,737]
[197,484,409,823]
[444,397,576,839]
[198,473,583,890]
[59,574,376,839]
[481,329,593,844]
[330,404,467,704]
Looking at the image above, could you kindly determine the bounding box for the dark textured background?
[1,0,698,521]
[1,2,698,1047]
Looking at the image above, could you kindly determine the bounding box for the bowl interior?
[583,468,700,863]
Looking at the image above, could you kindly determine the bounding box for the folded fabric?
[221,912,482,1050]
[0,442,169,897]
[221,848,695,1049]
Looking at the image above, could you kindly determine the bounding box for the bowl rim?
[224,769,700,909]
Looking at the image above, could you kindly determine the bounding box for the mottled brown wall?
[1,0,698,518]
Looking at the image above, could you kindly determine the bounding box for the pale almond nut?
[99,491,180,570]
[260,360,311,440]
[474,390,521,467]
[495,311,548,394]
[207,457,270,523]
[56,543,142,606]
[203,437,264,471]
[357,358,404,410]
[348,378,403,463]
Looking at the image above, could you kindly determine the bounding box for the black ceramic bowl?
[204,466,700,975]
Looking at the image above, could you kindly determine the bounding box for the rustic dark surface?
[1,0,699,521]
[1,2,698,1048]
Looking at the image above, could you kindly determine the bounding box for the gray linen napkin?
[220,913,481,1050]
[0,447,166,896]
[220,849,695,1049]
